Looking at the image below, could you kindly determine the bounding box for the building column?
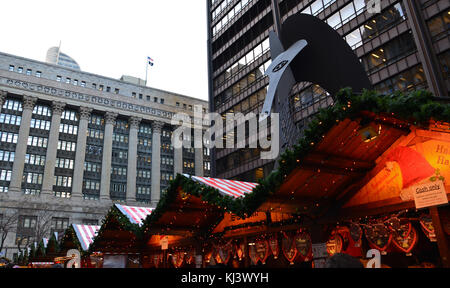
[41,101,66,198]
[0,90,6,108]
[71,107,92,200]
[9,95,37,193]
[100,112,117,201]
[151,121,163,206]
[194,147,204,177]
[126,116,141,203]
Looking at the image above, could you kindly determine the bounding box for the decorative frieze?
[1,77,175,119]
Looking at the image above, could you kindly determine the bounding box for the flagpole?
[145,58,148,86]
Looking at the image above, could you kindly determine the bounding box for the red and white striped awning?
[72,224,100,251]
[187,175,258,198]
[31,262,54,266]
[115,204,154,226]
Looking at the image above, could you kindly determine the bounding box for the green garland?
[89,205,142,253]
[241,88,450,216]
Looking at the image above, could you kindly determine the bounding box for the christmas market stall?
[89,204,154,268]
[246,89,450,268]
[58,224,100,268]
[140,175,270,268]
[25,235,57,268]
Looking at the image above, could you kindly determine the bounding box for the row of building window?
[215,60,271,110]
[58,140,76,152]
[112,166,127,176]
[0,132,18,144]
[28,136,48,148]
[30,119,51,131]
[57,75,120,95]
[33,105,52,117]
[56,158,74,170]
[25,154,46,166]
[133,93,165,105]
[161,173,174,181]
[0,169,11,181]
[54,176,72,187]
[2,99,22,111]
[212,0,251,37]
[214,38,270,90]
[137,169,151,179]
[8,65,41,78]
[0,150,15,162]
[84,162,101,173]
[0,114,21,126]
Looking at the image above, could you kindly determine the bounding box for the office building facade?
[0,51,210,258]
[207,0,449,181]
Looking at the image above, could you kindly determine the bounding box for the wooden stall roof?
[89,204,154,253]
[245,89,450,220]
[142,175,258,248]
[60,224,100,252]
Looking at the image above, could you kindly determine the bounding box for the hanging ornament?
[255,240,270,265]
[216,241,233,265]
[235,241,246,261]
[185,248,195,265]
[249,241,258,266]
[171,251,185,268]
[350,223,363,248]
[152,253,162,268]
[365,224,392,255]
[392,223,418,256]
[326,231,343,256]
[281,231,297,265]
[294,230,312,262]
[268,235,279,260]
[420,214,437,242]
[204,249,213,264]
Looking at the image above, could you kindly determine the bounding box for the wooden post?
[430,207,450,268]
[244,236,250,268]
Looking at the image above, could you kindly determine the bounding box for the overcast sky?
[0,0,209,101]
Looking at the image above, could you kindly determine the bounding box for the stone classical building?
[0,51,210,259]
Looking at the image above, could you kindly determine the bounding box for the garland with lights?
[241,88,450,216]
[89,205,142,253]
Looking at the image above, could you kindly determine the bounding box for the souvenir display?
[268,235,280,260]
[350,223,363,248]
[294,230,312,262]
[184,249,195,265]
[392,223,418,256]
[420,214,437,242]
[235,242,246,261]
[281,231,297,265]
[170,251,184,268]
[326,231,343,256]
[365,224,392,255]
[249,239,270,265]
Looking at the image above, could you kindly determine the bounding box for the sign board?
[412,180,448,209]
[160,236,169,250]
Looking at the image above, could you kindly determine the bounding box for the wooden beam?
[430,207,450,268]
